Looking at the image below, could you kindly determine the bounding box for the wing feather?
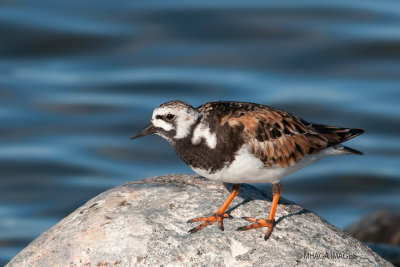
[219,105,328,168]
[199,101,364,168]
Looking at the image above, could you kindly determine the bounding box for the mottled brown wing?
[199,101,364,168]
[221,106,331,168]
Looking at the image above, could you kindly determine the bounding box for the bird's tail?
[311,124,365,154]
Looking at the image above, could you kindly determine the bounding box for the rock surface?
[346,210,400,266]
[346,210,400,246]
[367,243,400,267]
[7,174,393,267]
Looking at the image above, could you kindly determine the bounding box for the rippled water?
[1,0,400,264]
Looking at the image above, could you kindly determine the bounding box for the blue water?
[1,0,400,264]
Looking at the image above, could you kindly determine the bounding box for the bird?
[131,100,364,240]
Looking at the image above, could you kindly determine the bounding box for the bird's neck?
[170,118,244,173]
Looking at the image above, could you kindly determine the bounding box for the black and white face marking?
[132,100,218,149]
[151,105,201,141]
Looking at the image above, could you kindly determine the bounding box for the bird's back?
[198,101,364,169]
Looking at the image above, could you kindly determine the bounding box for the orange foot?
[187,212,233,233]
[237,217,275,240]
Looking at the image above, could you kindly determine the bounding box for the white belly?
[191,145,342,184]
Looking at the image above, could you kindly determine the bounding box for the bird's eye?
[166,114,175,120]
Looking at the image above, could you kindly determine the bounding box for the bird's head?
[131,100,201,142]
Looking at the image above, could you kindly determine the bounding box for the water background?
[1,0,400,264]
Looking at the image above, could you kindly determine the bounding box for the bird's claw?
[188,213,233,233]
[237,218,275,240]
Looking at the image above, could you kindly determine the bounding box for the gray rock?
[367,243,400,267]
[346,210,400,246]
[7,174,393,267]
[346,210,400,266]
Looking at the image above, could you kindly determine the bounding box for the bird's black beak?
[130,123,156,140]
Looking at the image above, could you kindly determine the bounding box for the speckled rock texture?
[7,174,392,267]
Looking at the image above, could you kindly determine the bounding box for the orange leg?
[188,184,240,233]
[237,183,282,240]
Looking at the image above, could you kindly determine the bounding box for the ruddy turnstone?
[131,100,364,240]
